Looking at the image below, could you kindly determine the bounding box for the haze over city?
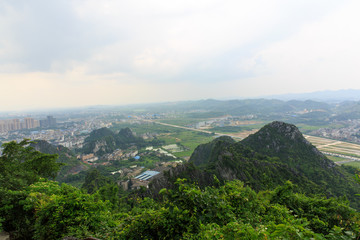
[1,0,360,111]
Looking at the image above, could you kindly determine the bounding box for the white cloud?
[0,0,359,110]
[248,0,360,93]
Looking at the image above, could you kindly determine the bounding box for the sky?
[1,0,360,111]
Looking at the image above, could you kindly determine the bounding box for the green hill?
[150,121,360,210]
[82,127,145,156]
[241,121,360,206]
[2,135,360,239]
[31,140,89,184]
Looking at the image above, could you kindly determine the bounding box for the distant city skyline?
[0,116,56,132]
[1,1,360,111]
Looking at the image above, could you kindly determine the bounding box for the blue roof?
[135,170,160,181]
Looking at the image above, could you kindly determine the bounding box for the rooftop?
[134,170,160,181]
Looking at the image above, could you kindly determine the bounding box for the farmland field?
[305,135,360,158]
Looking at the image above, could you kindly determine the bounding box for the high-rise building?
[13,119,21,130]
[0,116,51,132]
[0,121,6,132]
[47,116,57,128]
[34,119,40,128]
[0,119,23,132]
[24,118,34,129]
[40,119,48,128]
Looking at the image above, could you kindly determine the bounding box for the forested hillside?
[150,121,360,209]
[82,127,145,156]
[1,122,360,239]
[31,140,89,184]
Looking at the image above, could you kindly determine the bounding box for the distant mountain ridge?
[137,98,331,117]
[265,89,360,103]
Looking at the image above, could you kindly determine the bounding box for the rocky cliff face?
[92,138,116,155]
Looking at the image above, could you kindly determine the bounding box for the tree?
[24,180,116,240]
[0,139,62,190]
[0,140,63,238]
[81,168,112,194]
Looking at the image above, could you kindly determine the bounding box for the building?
[0,117,39,132]
[134,170,160,181]
[24,117,39,129]
[40,119,48,128]
[130,178,149,190]
[128,170,161,190]
[12,119,21,130]
[47,116,57,128]
[81,153,98,163]
[39,116,57,128]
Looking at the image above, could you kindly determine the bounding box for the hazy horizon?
[1,1,360,111]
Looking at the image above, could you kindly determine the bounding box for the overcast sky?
[1,0,360,111]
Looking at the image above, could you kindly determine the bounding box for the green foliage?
[0,140,63,239]
[0,188,34,239]
[234,121,360,209]
[188,137,322,195]
[82,127,146,156]
[190,136,235,167]
[81,168,112,194]
[30,140,89,184]
[1,136,360,239]
[115,179,359,239]
[0,140,62,190]
[24,180,116,240]
[270,181,359,235]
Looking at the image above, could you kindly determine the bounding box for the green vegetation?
[0,140,63,239]
[2,121,360,239]
[111,122,177,134]
[296,124,327,132]
[343,161,360,168]
[158,131,214,158]
[30,140,89,185]
[2,166,360,239]
[241,121,360,209]
[113,122,215,159]
[209,125,260,133]
[82,127,145,156]
[158,118,207,126]
[327,155,347,162]
[185,111,225,118]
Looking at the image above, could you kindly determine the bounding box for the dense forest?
[1,122,360,239]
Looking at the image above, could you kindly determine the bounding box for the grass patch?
[342,161,360,169]
[158,118,206,126]
[158,131,214,159]
[327,156,347,162]
[209,125,262,134]
[297,124,324,131]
